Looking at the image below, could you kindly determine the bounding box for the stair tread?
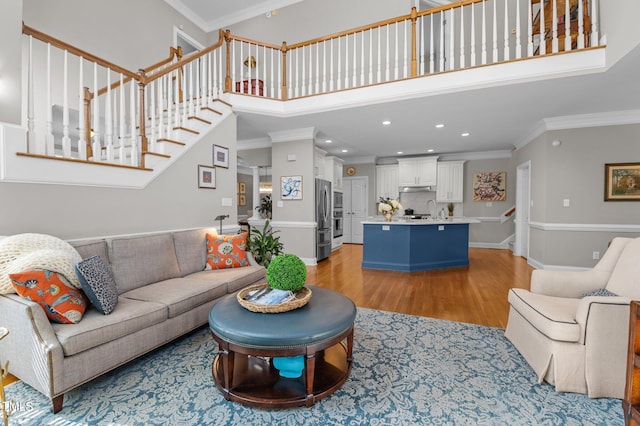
[157,138,186,146]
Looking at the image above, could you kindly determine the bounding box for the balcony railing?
[19,0,601,169]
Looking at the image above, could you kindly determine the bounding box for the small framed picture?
[198,165,216,189]
[604,163,640,201]
[213,145,229,168]
[239,194,246,206]
[239,182,246,194]
[281,175,303,200]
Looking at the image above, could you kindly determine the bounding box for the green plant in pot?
[255,194,272,219]
[447,202,455,216]
[266,254,307,292]
[247,220,283,267]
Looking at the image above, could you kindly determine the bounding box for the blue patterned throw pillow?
[580,288,618,298]
[75,256,118,314]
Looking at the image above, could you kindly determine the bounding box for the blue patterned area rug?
[6,308,622,425]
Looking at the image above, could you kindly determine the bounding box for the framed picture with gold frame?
[604,163,640,201]
[239,182,246,194]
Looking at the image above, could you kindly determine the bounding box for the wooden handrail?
[223,33,281,51]
[22,23,138,80]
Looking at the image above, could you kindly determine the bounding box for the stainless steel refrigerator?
[315,178,332,261]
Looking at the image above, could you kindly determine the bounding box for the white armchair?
[505,237,640,399]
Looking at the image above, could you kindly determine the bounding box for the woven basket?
[237,284,312,313]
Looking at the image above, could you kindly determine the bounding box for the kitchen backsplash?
[399,192,462,216]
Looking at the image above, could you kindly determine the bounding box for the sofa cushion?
[606,238,640,299]
[187,265,267,294]
[52,297,167,356]
[70,240,109,264]
[173,228,215,276]
[121,277,227,318]
[75,256,119,314]
[10,270,87,324]
[206,233,249,270]
[110,234,181,294]
[508,288,581,342]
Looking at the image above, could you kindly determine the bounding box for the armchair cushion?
[580,288,617,298]
[508,288,581,342]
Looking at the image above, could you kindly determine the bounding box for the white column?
[252,166,260,218]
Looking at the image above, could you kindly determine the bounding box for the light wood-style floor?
[306,244,533,329]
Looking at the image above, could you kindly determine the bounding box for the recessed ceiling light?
[427,149,434,153]
[435,124,444,128]
[341,149,348,153]
[461,132,470,137]
[325,139,332,143]
[382,120,391,126]
[397,151,403,154]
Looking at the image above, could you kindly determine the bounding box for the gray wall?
[515,123,640,268]
[0,0,23,124]
[225,0,414,45]
[23,0,206,72]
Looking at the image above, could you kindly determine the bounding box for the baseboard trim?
[529,221,640,233]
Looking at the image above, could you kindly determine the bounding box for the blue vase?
[272,356,304,378]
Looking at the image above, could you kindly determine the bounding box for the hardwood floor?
[307,244,533,329]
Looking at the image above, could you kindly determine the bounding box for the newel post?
[137,69,148,168]
[224,30,232,93]
[410,6,418,77]
[83,87,93,159]
[281,41,288,100]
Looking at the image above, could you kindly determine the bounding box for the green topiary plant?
[266,254,307,292]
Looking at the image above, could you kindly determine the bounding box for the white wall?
[0,0,23,124]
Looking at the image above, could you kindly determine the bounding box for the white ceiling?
[167,0,640,161]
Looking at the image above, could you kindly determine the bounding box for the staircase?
[532,0,591,54]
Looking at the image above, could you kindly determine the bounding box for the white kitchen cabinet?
[376,164,399,200]
[398,157,438,187]
[314,147,327,179]
[436,160,465,202]
[326,156,344,191]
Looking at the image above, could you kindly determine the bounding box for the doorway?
[343,177,368,244]
[174,27,204,54]
[514,161,531,258]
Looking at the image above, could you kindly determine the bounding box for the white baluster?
[482,1,488,64]
[231,41,237,93]
[429,14,434,73]
[515,0,522,59]
[394,23,399,78]
[315,43,320,94]
[310,44,314,95]
[331,38,336,91]
[564,0,571,51]
[577,0,585,49]
[301,47,306,96]
[449,9,455,70]
[270,48,275,98]
[45,43,54,155]
[212,50,217,99]
[591,0,599,47]
[323,41,327,93]
[130,79,138,166]
[263,45,267,97]
[403,21,408,78]
[344,35,349,88]
[539,0,546,55]
[188,62,194,116]
[62,50,71,158]
[105,70,113,162]
[182,65,188,126]
[386,25,391,80]
[174,65,181,129]
[368,30,373,83]
[150,79,157,153]
[157,75,164,142]
[77,57,85,160]
[167,70,174,139]
[460,6,465,68]
[361,31,365,86]
[492,0,499,61]
[92,63,101,160]
[352,33,357,87]
[439,13,445,71]
[470,3,476,66]
[294,49,299,98]
[527,0,533,56]
[119,74,126,164]
[377,28,382,82]
[504,0,511,60]
[27,36,37,152]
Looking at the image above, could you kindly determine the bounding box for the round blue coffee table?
[208,285,356,408]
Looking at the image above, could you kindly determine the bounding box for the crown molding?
[515,109,640,150]
[237,137,272,151]
[269,127,316,143]
[163,0,209,31]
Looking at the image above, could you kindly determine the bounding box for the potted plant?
[266,253,307,292]
[447,202,455,217]
[255,194,272,219]
[247,220,283,267]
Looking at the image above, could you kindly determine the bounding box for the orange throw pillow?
[10,270,87,324]
[206,233,249,269]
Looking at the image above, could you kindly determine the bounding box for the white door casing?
[515,161,531,258]
[344,176,368,244]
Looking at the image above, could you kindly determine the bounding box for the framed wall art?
[213,145,229,168]
[281,175,302,200]
[239,194,246,206]
[472,171,506,201]
[604,163,640,201]
[239,182,246,194]
[198,165,216,189]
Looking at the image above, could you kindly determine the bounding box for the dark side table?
[208,285,356,408]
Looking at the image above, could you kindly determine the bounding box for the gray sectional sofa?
[0,227,266,413]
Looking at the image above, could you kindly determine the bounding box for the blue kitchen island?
[361,217,480,272]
